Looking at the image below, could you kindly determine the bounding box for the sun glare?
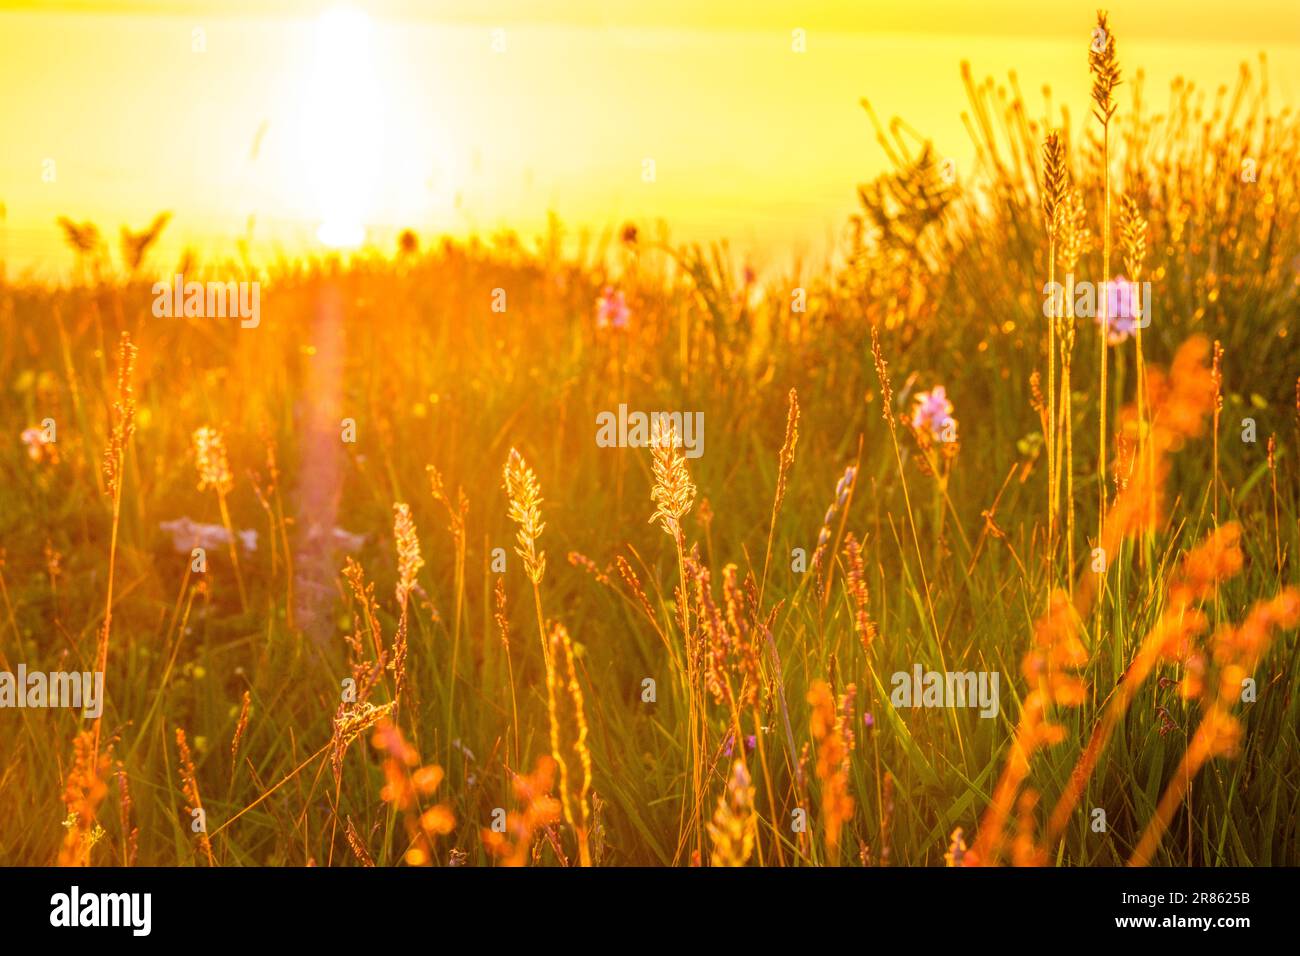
[299,5,381,249]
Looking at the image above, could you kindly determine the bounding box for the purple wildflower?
[911,386,956,441]
[596,285,630,330]
[1098,276,1139,344]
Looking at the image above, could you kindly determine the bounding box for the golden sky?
[2,0,1298,277]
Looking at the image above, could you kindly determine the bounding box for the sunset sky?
[2,0,1298,278]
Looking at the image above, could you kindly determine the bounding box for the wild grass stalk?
[1090,9,1121,568]
[1041,131,1068,582]
[1058,187,1090,590]
[194,425,248,611]
[94,332,137,760]
[647,421,702,861]
[1120,192,1151,583]
[759,388,799,608]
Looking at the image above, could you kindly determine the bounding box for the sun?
[298,5,382,250]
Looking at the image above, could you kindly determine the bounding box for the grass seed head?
[648,422,697,540]
[503,447,546,584]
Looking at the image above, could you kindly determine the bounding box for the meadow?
[1,12,1298,867]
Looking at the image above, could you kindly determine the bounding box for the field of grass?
[2,13,1298,867]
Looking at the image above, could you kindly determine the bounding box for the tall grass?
[1,11,1298,866]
